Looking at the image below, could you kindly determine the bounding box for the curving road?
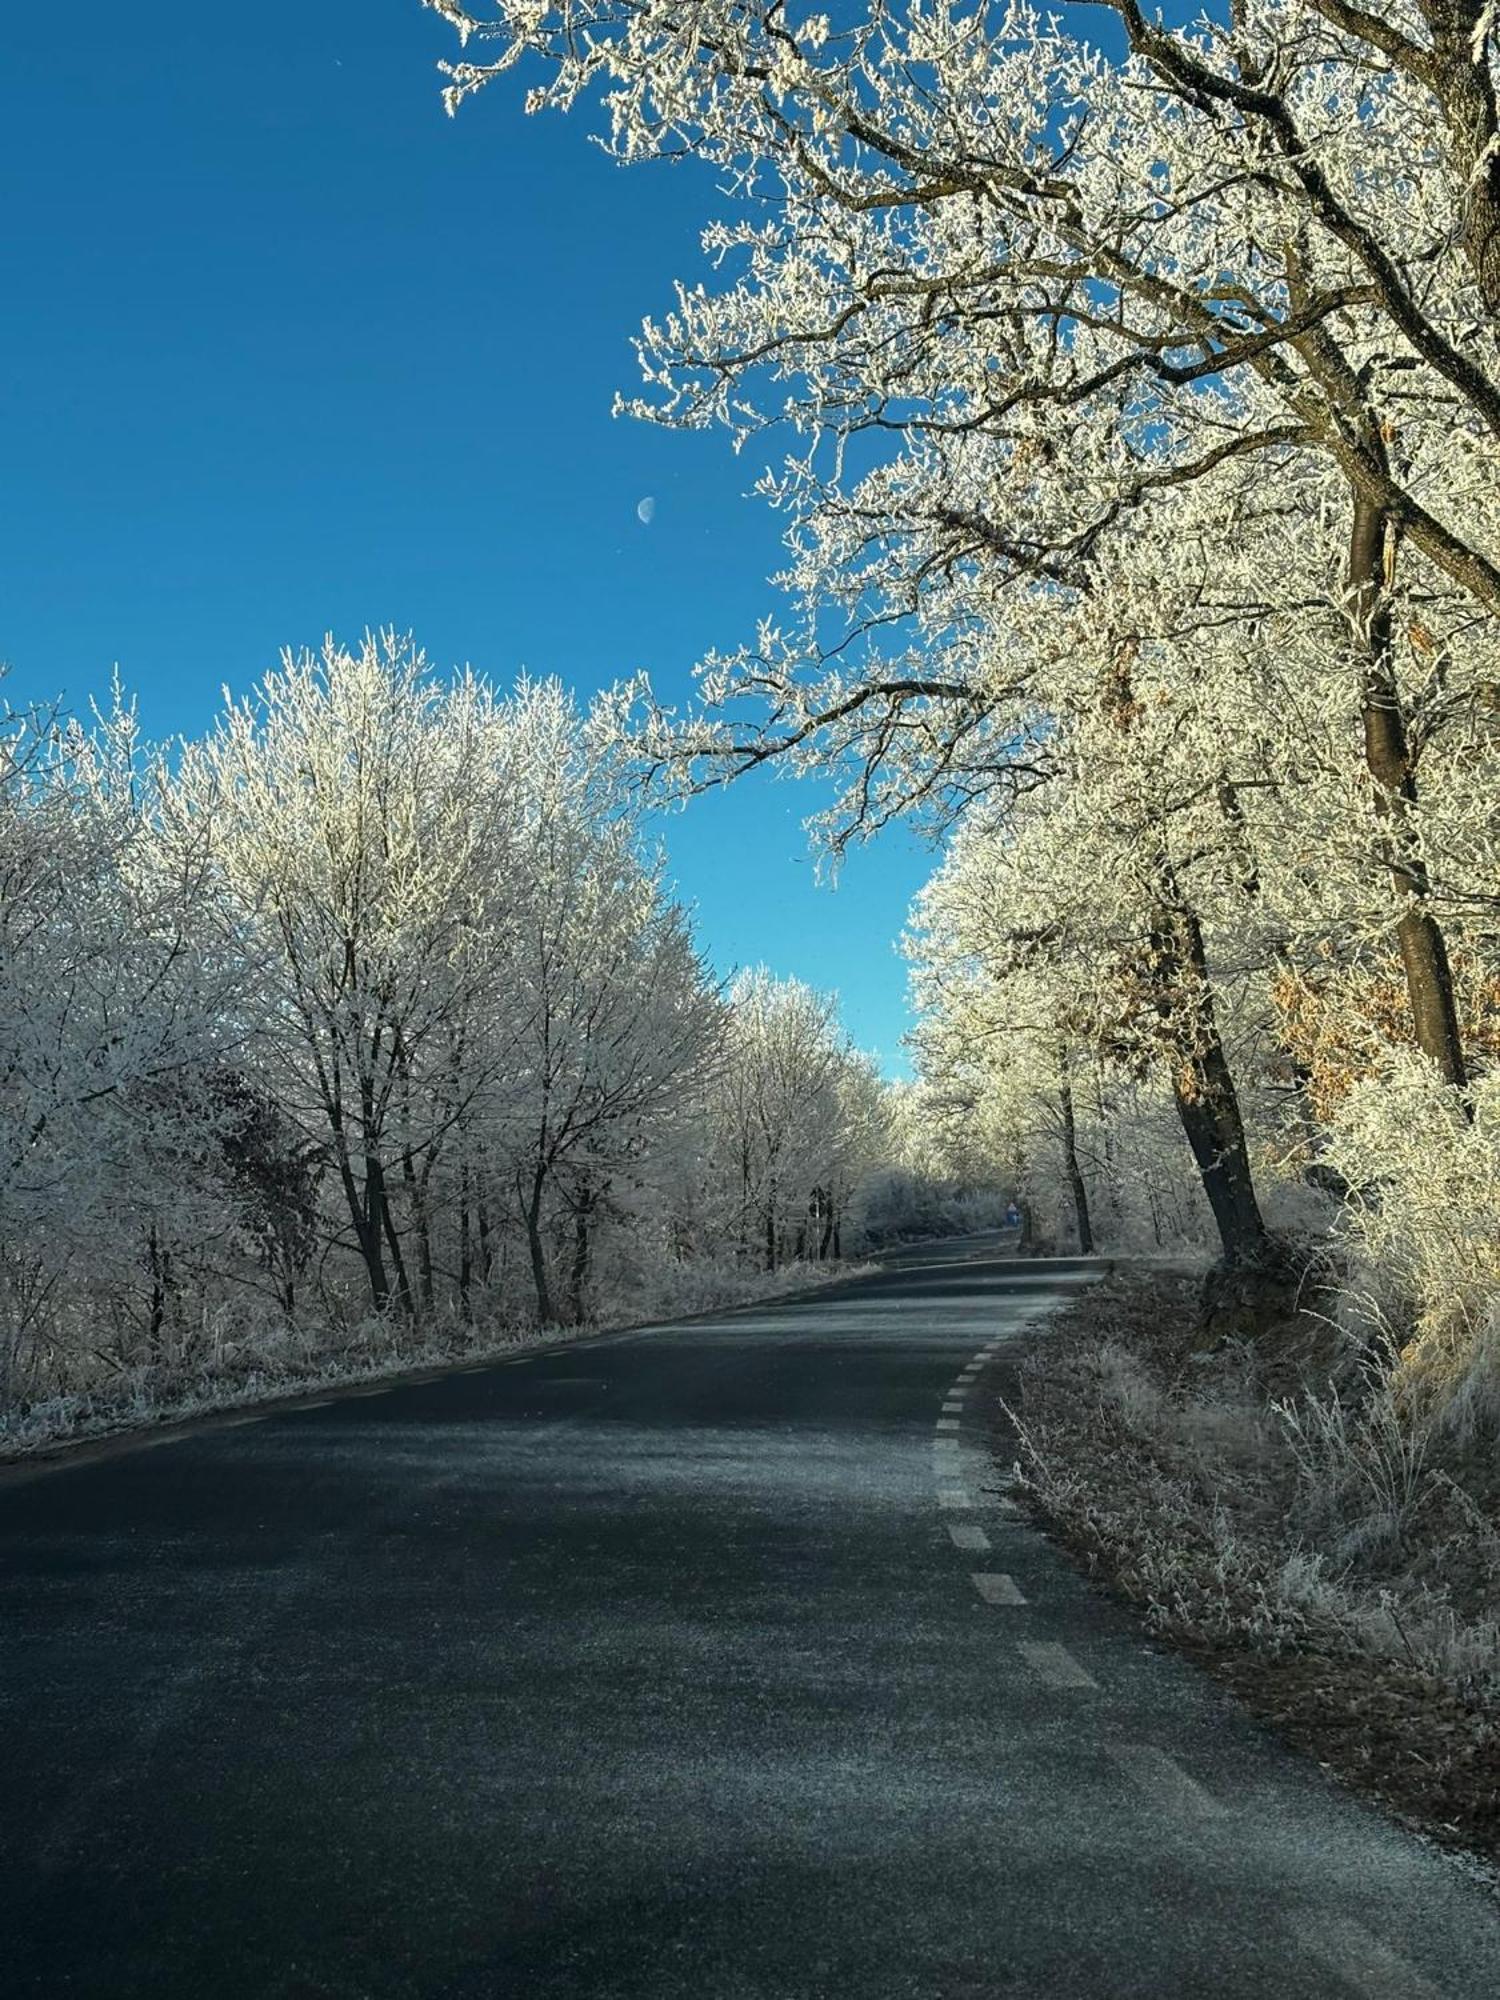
[3,1241,1497,1997]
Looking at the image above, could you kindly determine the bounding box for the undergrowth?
[1007,1273,1500,1863]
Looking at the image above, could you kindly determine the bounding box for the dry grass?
[1004,1272,1500,1862]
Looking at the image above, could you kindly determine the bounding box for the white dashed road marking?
[1294,1916,1443,2000]
[937,1487,973,1510]
[972,1572,1027,1606]
[1107,1745,1224,1817]
[935,1417,960,1433]
[1018,1641,1097,1688]
[947,1523,990,1552]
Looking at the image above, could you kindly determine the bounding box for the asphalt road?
[3,1241,1498,1998]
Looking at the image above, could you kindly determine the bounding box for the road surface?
[3,1241,1497,1997]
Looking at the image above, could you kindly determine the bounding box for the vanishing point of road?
[3,1240,1497,1997]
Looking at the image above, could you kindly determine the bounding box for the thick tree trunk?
[1422,4,1500,318]
[1103,654,1270,1271]
[1057,1073,1095,1255]
[1347,494,1469,1093]
[1149,880,1302,1339]
[1147,882,1271,1269]
[354,1212,390,1311]
[1169,1058,1266,1269]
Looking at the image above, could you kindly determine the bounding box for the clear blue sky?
[2,1,935,1073]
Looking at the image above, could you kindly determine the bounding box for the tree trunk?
[458,1174,473,1324]
[146,1226,168,1349]
[1013,1182,1036,1256]
[370,1157,414,1316]
[1057,1072,1095,1255]
[355,1212,390,1311]
[566,1182,594,1326]
[476,1196,493,1287]
[525,1169,553,1324]
[818,1191,837,1261]
[1103,655,1270,1270]
[1422,4,1500,319]
[327,1106,389,1309]
[1095,1069,1127,1238]
[400,1146,436,1313]
[1144,1174,1166,1250]
[1147,882,1271,1269]
[1347,493,1469,1093]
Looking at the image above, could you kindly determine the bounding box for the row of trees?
[423,1,1500,1378]
[0,638,965,1411]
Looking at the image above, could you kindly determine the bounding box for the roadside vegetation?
[1,1253,868,1462]
[0,642,993,1455]
[1006,1273,1500,1862]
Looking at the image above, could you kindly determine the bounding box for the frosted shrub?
[1325,1058,1500,1434]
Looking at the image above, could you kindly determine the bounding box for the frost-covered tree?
[490,682,724,1321]
[0,696,238,1395]
[420,0,1500,1101]
[707,969,884,1267]
[855,1075,1009,1247]
[167,634,529,1313]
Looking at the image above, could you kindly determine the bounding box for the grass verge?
[1000,1271,1500,1869]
